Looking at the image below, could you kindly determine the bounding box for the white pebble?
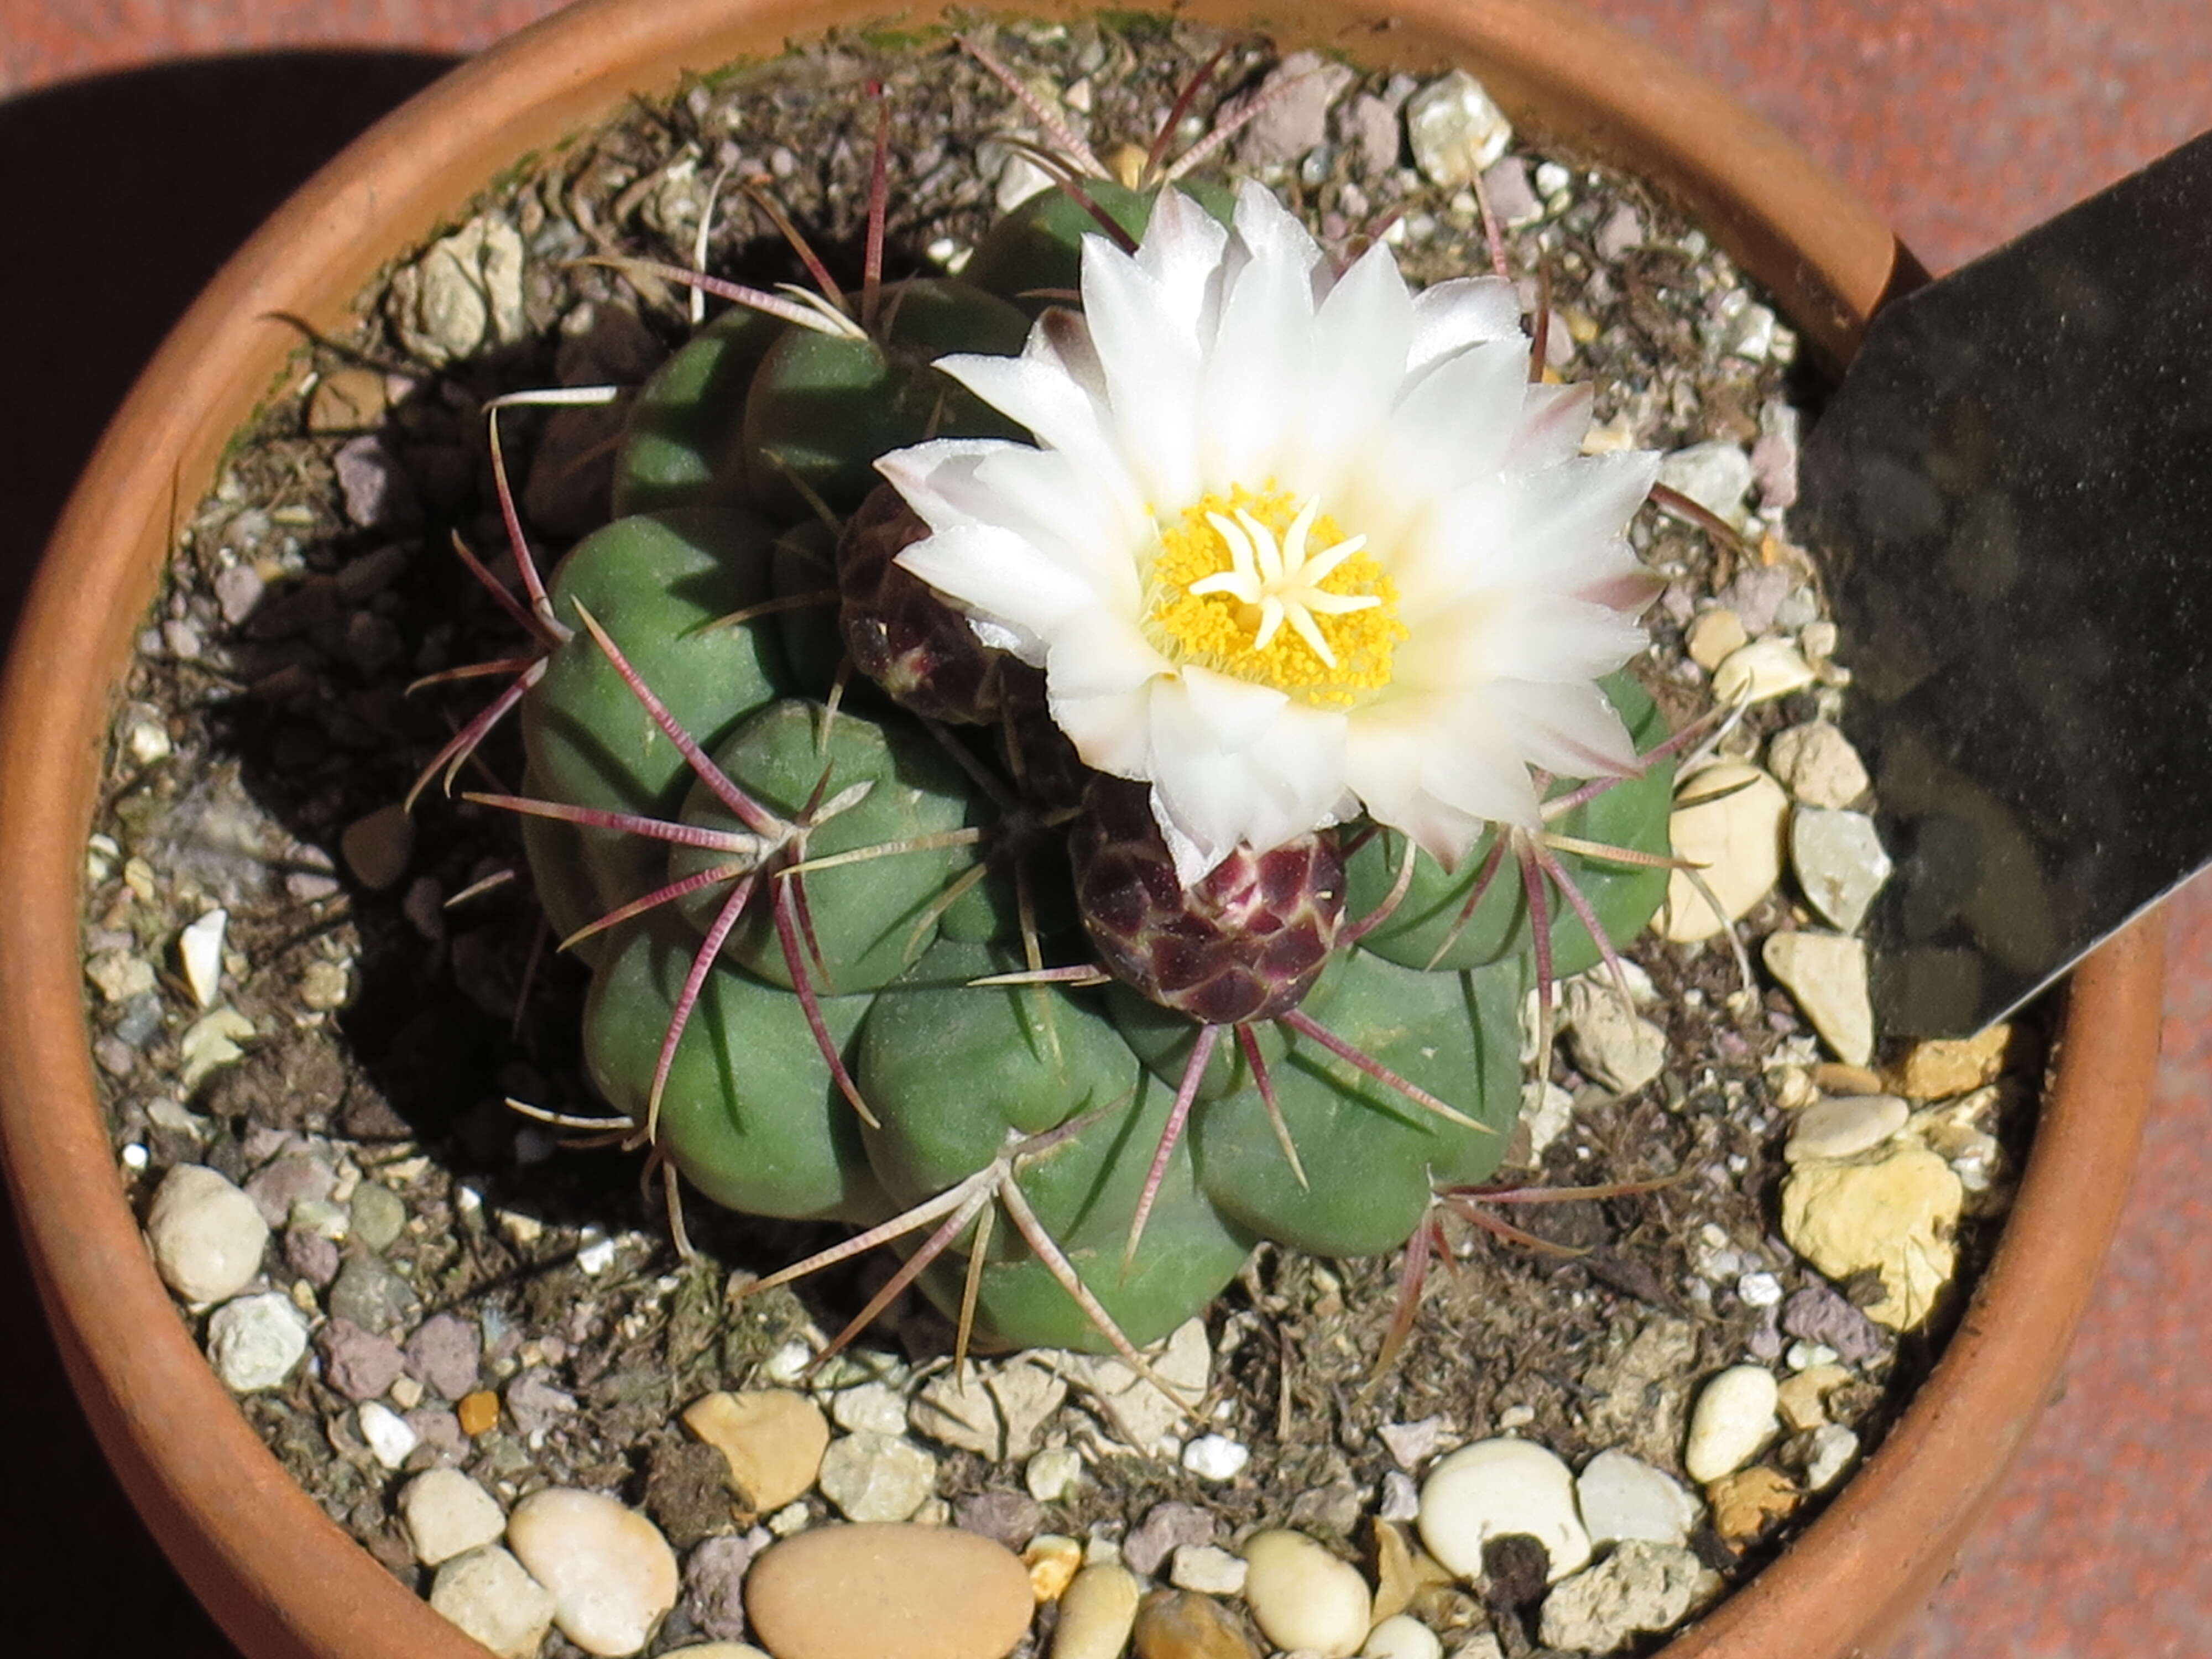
[1737,1270,1784,1307]
[1804,1424,1860,1490]
[430,1546,556,1659]
[1767,721,1869,808]
[1026,1446,1084,1503]
[1786,1094,1910,1164]
[761,1339,813,1383]
[358,1400,420,1469]
[1574,1449,1699,1548]
[1657,440,1755,528]
[1365,1613,1444,1659]
[1168,1543,1248,1595]
[205,1292,309,1391]
[1181,1434,1249,1481]
[576,1235,618,1275]
[1684,1366,1779,1483]
[1660,763,1788,941]
[1242,1529,1373,1657]
[1379,1469,1422,1522]
[1764,932,1875,1066]
[178,908,228,1008]
[147,1164,269,1303]
[1791,808,1893,934]
[1418,1439,1592,1583]
[1404,70,1512,186]
[401,1468,508,1566]
[816,1431,938,1522]
[828,1380,910,1437]
[1564,979,1668,1093]
[1712,637,1817,706]
[507,1488,679,1657]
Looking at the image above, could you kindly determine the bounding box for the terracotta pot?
[0,2,2165,1657]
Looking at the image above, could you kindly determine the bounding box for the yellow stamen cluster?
[1145,484,1404,707]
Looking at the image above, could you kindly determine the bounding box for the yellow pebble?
[457,1390,499,1436]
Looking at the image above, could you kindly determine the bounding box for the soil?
[80,15,2046,1657]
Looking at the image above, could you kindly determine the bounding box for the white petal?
[1229,177,1326,292]
[934,351,1142,518]
[1340,707,1502,867]
[1047,620,1170,777]
[1177,664,1290,748]
[1486,678,1642,778]
[1198,233,1314,488]
[1293,241,1416,499]
[1507,382,1594,471]
[1081,237,1204,504]
[895,524,1094,646]
[1408,276,1524,371]
[1135,189,1229,340]
[1344,339,1528,550]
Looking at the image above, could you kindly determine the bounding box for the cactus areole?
[444,155,1678,1364]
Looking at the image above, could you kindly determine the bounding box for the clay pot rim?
[0,4,2165,1658]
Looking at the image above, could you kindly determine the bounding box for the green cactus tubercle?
[472,181,1676,1359]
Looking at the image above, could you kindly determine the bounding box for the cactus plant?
[413,79,1685,1370]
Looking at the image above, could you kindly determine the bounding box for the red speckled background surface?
[2,3,2208,1655]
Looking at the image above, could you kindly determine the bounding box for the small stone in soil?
[507,1487,679,1657]
[1764,931,1875,1065]
[147,1164,268,1303]
[405,1311,483,1400]
[956,1489,1044,1551]
[682,1533,755,1641]
[1781,1144,1962,1329]
[1659,763,1788,941]
[745,1524,1034,1659]
[1241,1529,1371,1657]
[649,1439,742,1549]
[1363,1613,1443,1659]
[1537,1540,1718,1651]
[1404,70,1512,187]
[1025,1447,1083,1504]
[1785,1093,1908,1164]
[1131,1588,1259,1659]
[1168,1543,1246,1597]
[684,1389,831,1513]
[400,1467,508,1566]
[1705,1466,1801,1543]
[1766,720,1869,808]
[1025,1533,1084,1600]
[320,1318,406,1401]
[1778,1283,1885,1364]
[349,1180,408,1249]
[340,803,414,891]
[206,1291,310,1391]
[1123,1501,1216,1578]
[1683,1366,1778,1483]
[328,1250,420,1334]
[1803,1423,1860,1490]
[1417,1439,1592,1584]
[1791,808,1892,934]
[1574,1449,1700,1548]
[1712,637,1818,706]
[359,1400,420,1469]
[1054,1563,1141,1659]
[507,1366,578,1437]
[431,1545,557,1658]
[816,1431,938,1523]
[1892,1025,2011,1099]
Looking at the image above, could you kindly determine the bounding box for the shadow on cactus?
[406,61,1691,1380]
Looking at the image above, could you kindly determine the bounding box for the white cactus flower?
[879,180,1662,883]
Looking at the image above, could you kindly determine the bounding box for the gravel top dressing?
[84,18,2043,1659]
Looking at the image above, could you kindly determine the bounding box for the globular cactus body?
[447,156,1677,1361]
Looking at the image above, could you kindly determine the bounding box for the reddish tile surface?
[2,3,2209,1657]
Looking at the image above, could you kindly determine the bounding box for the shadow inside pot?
[0,49,462,1659]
